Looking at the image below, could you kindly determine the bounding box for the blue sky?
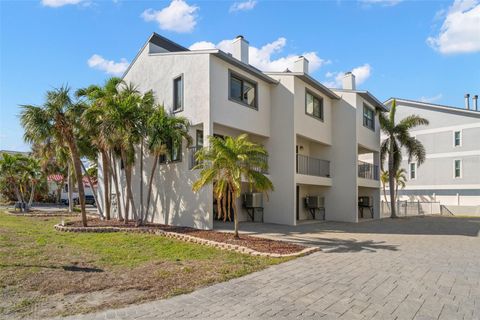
[1,0,479,151]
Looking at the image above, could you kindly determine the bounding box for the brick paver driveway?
[65,216,480,320]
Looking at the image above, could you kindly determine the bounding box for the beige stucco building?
[97,33,386,229]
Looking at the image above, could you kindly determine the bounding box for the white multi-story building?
[97,33,386,229]
[384,97,480,215]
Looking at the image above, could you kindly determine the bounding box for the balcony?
[358,160,379,180]
[296,154,330,177]
[189,146,268,174]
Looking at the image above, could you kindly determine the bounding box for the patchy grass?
[0,211,290,319]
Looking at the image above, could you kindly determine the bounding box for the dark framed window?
[454,160,461,178]
[196,130,204,148]
[159,138,183,164]
[305,90,324,120]
[229,71,257,109]
[173,75,183,112]
[454,131,461,147]
[409,162,416,180]
[363,104,375,130]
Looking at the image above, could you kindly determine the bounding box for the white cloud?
[323,64,372,88]
[87,54,129,76]
[141,0,199,33]
[189,37,330,73]
[229,0,257,12]
[427,0,480,54]
[41,0,85,7]
[419,93,443,103]
[359,0,403,6]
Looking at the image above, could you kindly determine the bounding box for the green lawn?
[0,211,288,319]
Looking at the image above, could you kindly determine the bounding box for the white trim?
[453,159,462,179]
[426,150,480,159]
[453,130,462,147]
[386,184,480,190]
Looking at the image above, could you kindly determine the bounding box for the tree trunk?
[68,164,74,213]
[101,150,111,220]
[382,184,389,210]
[28,182,36,208]
[388,142,397,218]
[109,152,123,221]
[145,155,159,224]
[80,161,104,219]
[68,142,87,227]
[138,140,144,225]
[232,195,239,239]
[125,164,137,225]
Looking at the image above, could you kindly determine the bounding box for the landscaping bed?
[65,219,307,255]
[0,211,290,319]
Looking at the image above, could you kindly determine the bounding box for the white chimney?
[465,93,470,110]
[232,35,249,64]
[342,72,356,90]
[293,56,309,74]
[473,95,478,111]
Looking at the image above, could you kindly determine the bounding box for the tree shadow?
[0,264,104,273]
[307,237,398,253]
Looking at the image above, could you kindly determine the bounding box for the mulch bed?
[67,219,306,255]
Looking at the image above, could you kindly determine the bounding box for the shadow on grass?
[0,264,104,273]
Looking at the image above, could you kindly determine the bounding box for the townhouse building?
[384,98,480,214]
[97,33,385,229]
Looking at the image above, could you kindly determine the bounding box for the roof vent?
[465,93,470,110]
[473,94,478,111]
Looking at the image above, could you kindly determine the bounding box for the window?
[363,104,375,130]
[409,162,416,180]
[229,72,257,108]
[454,131,461,147]
[159,138,183,164]
[305,90,324,120]
[173,75,183,112]
[196,130,203,148]
[454,160,462,178]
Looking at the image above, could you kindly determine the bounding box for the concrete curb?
[54,224,318,258]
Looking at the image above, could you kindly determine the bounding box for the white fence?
[381,200,441,218]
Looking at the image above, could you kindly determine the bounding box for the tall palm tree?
[77,77,124,220]
[379,99,429,218]
[20,86,89,226]
[26,157,42,208]
[193,134,273,238]
[0,153,25,207]
[144,106,192,224]
[380,170,389,206]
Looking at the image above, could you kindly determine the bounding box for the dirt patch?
[67,219,306,254]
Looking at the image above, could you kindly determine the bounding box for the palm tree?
[20,86,89,226]
[144,106,192,224]
[193,134,273,238]
[0,153,25,207]
[379,99,429,218]
[26,157,42,208]
[380,170,389,206]
[77,77,124,220]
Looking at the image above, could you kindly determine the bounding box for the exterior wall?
[263,76,296,225]
[293,78,333,145]
[117,46,213,229]
[387,101,480,207]
[210,56,271,137]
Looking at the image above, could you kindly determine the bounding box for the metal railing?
[358,160,379,180]
[251,154,269,174]
[296,154,330,177]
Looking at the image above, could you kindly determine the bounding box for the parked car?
[63,195,96,207]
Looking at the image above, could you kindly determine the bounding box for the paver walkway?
[64,216,480,320]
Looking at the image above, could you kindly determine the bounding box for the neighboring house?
[98,33,386,230]
[383,97,480,214]
[47,174,95,204]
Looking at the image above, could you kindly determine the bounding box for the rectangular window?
[454,160,461,178]
[196,130,203,148]
[173,75,183,112]
[454,131,461,147]
[409,163,416,180]
[305,90,324,120]
[229,72,257,109]
[363,104,375,130]
[159,138,182,164]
